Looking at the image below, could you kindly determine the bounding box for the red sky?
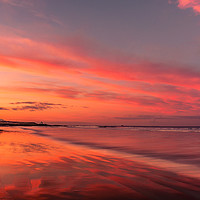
[0,0,200,125]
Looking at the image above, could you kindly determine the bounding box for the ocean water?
[0,126,200,199]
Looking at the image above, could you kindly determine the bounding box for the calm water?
[0,126,200,199]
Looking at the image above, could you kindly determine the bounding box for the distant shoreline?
[0,120,200,129]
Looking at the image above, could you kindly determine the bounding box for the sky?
[0,0,200,125]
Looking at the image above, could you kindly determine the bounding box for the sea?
[0,126,200,199]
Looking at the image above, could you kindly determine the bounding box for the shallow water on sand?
[0,126,200,199]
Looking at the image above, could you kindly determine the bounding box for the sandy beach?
[0,127,200,200]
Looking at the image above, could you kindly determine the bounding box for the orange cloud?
[1,29,200,123]
[0,32,199,91]
[1,80,200,116]
[177,0,200,14]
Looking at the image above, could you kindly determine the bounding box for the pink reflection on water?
[0,127,200,199]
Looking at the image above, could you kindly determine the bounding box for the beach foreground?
[0,127,200,200]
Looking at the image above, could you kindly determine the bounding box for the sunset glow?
[0,0,200,125]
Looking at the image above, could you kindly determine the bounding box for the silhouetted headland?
[0,120,48,126]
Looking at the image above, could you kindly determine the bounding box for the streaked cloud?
[0,0,63,26]
[0,33,200,89]
[0,82,199,115]
[0,0,33,8]
[0,31,200,119]
[0,107,9,110]
[116,115,200,120]
[10,102,65,111]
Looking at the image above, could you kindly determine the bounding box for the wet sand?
[0,127,200,200]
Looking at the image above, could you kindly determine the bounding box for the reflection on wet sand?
[0,127,200,200]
